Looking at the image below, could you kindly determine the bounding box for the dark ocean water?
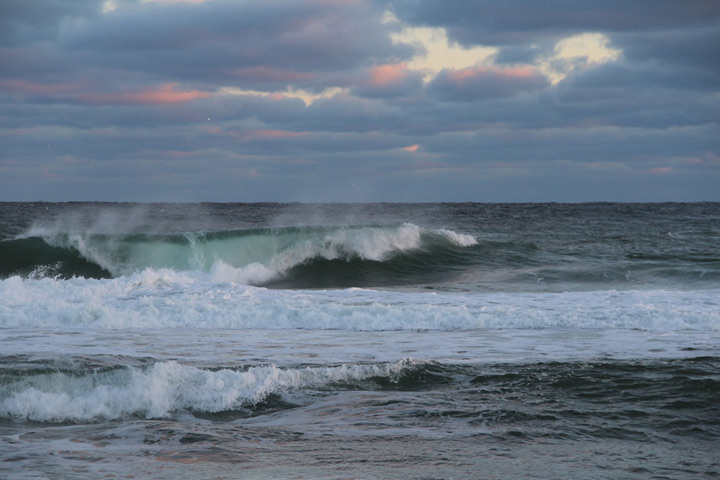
[1,202,719,479]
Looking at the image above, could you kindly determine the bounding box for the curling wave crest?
[10,223,477,285]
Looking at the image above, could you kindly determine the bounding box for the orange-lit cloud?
[403,144,419,152]
[77,83,211,105]
[368,62,409,87]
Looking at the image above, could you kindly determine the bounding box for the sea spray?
[4,223,479,284]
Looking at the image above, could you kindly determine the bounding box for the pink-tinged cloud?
[206,127,308,141]
[403,144,419,152]
[76,83,211,105]
[368,62,409,87]
[0,79,82,95]
[432,64,548,100]
[446,65,541,84]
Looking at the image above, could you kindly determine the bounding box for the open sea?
[1,202,719,479]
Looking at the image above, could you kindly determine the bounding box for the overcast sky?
[1,0,718,202]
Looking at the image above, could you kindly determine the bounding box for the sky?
[1,0,719,202]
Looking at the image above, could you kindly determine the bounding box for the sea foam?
[1,272,718,331]
[0,360,417,422]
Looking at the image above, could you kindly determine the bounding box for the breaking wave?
[1,223,478,286]
[0,359,421,422]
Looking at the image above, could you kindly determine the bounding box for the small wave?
[0,359,421,422]
[437,229,478,247]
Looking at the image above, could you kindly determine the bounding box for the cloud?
[219,86,347,107]
[230,66,316,84]
[0,0,100,46]
[429,64,548,100]
[0,79,82,95]
[57,0,404,92]
[75,83,212,105]
[616,26,720,77]
[352,62,423,98]
[646,166,672,175]
[389,21,497,83]
[537,33,622,84]
[388,0,720,46]
[0,0,718,201]
[206,127,309,142]
[368,62,410,87]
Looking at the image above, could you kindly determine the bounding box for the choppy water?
[1,202,719,479]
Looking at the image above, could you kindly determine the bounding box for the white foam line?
[1,272,718,331]
[0,359,420,422]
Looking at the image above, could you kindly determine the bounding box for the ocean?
[1,202,718,479]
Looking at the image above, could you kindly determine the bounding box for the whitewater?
[1,202,719,479]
